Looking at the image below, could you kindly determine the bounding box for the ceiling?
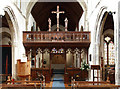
[31,2,83,31]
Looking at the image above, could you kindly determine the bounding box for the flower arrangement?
[80,61,89,70]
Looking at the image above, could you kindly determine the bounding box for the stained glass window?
[109,41,115,65]
[51,48,64,53]
[104,42,107,65]
[104,41,115,65]
[51,48,57,53]
[58,48,64,53]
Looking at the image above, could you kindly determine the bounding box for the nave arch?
[94,7,115,82]
[2,6,20,79]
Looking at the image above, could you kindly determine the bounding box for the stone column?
[115,1,120,85]
[95,43,100,65]
[12,42,18,79]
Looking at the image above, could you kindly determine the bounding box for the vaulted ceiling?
[31,2,83,31]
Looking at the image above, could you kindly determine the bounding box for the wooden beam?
[0,45,11,47]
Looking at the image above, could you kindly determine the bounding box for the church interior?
[0,0,120,89]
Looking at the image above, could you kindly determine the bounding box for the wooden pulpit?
[17,59,31,81]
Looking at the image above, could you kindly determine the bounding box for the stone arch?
[92,7,108,65]
[3,6,19,79]
[26,0,87,30]
[95,6,107,43]
[4,6,19,42]
[94,6,115,81]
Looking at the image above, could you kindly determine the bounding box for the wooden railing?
[23,31,90,43]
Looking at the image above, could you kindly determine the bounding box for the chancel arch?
[0,13,12,78]
[26,0,87,31]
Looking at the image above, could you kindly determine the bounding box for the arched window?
[104,38,115,65]
[109,41,115,65]
[51,48,64,53]
[51,48,57,53]
[58,48,64,53]
[104,42,107,65]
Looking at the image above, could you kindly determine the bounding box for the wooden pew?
[71,81,120,89]
[31,68,51,82]
[65,68,88,83]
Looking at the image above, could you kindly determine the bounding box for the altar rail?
[23,31,90,43]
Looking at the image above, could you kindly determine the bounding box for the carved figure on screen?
[64,18,68,31]
[48,18,51,31]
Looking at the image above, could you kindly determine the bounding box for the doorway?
[51,54,65,74]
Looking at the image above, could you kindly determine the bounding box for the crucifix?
[52,5,65,31]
